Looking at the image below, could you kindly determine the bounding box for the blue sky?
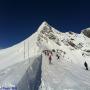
[0,0,90,48]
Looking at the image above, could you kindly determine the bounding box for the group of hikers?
[43,49,89,71]
[43,50,53,64]
[43,49,63,64]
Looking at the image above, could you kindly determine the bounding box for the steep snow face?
[37,22,61,50]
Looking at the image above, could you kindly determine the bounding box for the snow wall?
[16,55,42,90]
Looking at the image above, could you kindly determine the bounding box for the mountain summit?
[37,21,53,33]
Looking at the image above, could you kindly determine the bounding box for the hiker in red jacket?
[49,55,52,64]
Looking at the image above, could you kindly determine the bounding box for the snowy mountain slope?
[0,21,90,90]
[0,30,40,70]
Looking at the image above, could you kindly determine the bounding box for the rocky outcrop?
[82,28,90,38]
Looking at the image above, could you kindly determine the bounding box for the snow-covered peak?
[41,21,48,26]
[37,21,50,33]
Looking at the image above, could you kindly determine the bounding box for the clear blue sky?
[0,0,90,48]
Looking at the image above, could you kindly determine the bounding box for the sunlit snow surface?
[40,54,90,90]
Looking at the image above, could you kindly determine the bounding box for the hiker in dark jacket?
[84,61,88,70]
[56,54,60,60]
